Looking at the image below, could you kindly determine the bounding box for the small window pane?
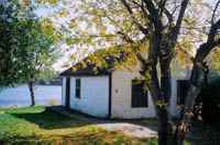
[177,80,189,105]
[131,80,148,108]
[75,79,81,98]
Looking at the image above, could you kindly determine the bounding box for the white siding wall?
[170,77,178,115]
[111,70,156,119]
[111,70,179,119]
[69,76,109,118]
[62,77,66,106]
[61,64,191,118]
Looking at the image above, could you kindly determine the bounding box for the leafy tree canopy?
[0,0,59,87]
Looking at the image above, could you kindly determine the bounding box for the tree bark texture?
[120,0,190,144]
[28,81,35,106]
[177,32,220,141]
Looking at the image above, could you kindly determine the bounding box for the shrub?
[197,72,220,122]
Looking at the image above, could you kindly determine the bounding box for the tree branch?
[211,0,220,25]
[142,0,158,25]
[158,0,167,16]
[130,0,151,26]
[120,0,148,34]
[117,31,134,43]
[163,8,173,24]
[209,18,220,39]
[130,0,148,17]
[173,0,189,40]
[103,12,135,43]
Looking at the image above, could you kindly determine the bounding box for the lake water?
[0,85,62,107]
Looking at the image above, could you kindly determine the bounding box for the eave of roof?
[59,61,115,77]
[59,44,141,77]
[59,68,112,77]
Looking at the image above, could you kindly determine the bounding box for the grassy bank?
[0,106,157,145]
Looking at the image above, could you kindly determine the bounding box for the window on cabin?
[75,79,81,99]
[131,80,148,108]
[177,80,190,105]
[65,77,70,108]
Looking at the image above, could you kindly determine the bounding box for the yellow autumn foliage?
[70,42,148,74]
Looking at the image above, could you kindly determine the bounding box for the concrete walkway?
[97,123,157,138]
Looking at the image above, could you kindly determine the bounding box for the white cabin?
[60,50,191,119]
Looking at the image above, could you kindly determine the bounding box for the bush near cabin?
[197,73,220,123]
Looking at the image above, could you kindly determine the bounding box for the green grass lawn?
[0,106,157,145]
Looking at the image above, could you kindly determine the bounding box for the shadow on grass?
[6,106,158,132]
[187,121,220,145]
[8,109,91,130]
[61,107,158,131]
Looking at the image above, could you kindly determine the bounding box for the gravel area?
[97,123,157,138]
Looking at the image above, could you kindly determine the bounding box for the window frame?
[177,79,190,105]
[75,78,81,99]
[131,79,148,108]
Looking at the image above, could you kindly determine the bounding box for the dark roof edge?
[59,70,112,77]
[59,66,115,77]
[60,74,111,77]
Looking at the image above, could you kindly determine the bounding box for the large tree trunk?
[158,59,170,145]
[147,51,178,145]
[158,108,169,145]
[146,31,177,145]
[160,56,181,145]
[28,81,35,106]
[175,62,203,145]
[150,78,178,145]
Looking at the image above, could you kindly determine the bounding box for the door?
[65,77,71,108]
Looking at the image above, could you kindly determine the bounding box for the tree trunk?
[147,56,178,145]
[28,81,35,106]
[156,106,180,145]
[176,44,210,142]
[158,108,169,145]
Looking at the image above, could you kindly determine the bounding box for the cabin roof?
[60,44,193,77]
[60,46,134,76]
